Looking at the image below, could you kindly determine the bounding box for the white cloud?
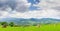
[0,0,31,12]
[34,0,60,10]
[10,9,59,19]
[0,9,58,19]
[0,11,9,18]
[30,0,60,19]
[0,0,60,19]
[15,0,31,12]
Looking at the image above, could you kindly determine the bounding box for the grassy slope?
[0,24,60,31]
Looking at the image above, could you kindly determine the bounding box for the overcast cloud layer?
[0,0,60,19]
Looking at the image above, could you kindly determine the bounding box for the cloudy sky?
[0,0,60,19]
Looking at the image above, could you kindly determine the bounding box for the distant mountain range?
[0,18,60,25]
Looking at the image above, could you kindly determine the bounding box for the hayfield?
[0,24,60,31]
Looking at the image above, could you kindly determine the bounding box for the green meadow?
[0,24,60,31]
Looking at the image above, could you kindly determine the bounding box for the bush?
[9,22,15,27]
[1,22,8,28]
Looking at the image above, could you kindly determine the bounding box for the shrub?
[9,22,15,27]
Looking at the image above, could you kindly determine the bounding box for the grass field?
[0,24,60,31]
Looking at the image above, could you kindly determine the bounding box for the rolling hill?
[0,18,60,25]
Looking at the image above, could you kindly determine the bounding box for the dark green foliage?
[1,22,8,28]
[1,22,8,25]
[9,22,14,27]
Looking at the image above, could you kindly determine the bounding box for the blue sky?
[0,0,60,19]
[27,0,40,10]
[28,0,40,5]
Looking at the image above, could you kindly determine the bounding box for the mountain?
[0,18,60,25]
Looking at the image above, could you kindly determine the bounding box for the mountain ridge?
[0,18,60,25]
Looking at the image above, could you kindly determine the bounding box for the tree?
[1,22,8,28]
[9,22,14,27]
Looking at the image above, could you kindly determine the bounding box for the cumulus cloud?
[30,0,60,19]
[33,0,60,10]
[0,0,31,12]
[0,0,60,19]
[0,9,59,19]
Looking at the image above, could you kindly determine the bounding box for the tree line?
[0,22,41,28]
[0,22,15,28]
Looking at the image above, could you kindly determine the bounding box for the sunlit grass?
[0,24,60,31]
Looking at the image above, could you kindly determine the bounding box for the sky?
[0,0,60,19]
